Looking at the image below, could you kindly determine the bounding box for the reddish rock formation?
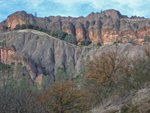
[1,9,150,45]
[75,23,86,42]
[6,11,34,29]
[0,46,40,84]
[0,47,15,64]
[62,22,76,36]
[0,24,3,30]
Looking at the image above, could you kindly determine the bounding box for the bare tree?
[85,45,130,104]
[38,80,90,113]
[86,45,130,85]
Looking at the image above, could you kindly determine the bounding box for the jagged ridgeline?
[0,9,150,45]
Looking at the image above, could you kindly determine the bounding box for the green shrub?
[80,40,92,46]
[14,24,21,30]
[2,25,8,30]
[144,36,150,42]
[121,105,139,113]
[50,30,68,40]
[64,34,77,44]
[0,40,6,46]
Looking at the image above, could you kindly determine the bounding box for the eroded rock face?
[1,9,150,45]
[0,47,15,64]
[0,30,148,85]
[0,25,3,30]
[6,11,34,29]
[0,30,88,84]
[75,23,86,42]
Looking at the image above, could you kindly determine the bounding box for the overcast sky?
[0,0,150,22]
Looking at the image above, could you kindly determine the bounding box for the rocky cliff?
[1,9,150,45]
[0,30,90,84]
[0,47,15,64]
[0,29,148,85]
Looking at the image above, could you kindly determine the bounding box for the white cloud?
[2,0,149,17]
[24,0,45,9]
[0,0,150,21]
[52,0,115,9]
[53,0,86,5]
[114,0,150,16]
[53,0,150,16]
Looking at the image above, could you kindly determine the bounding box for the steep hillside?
[92,87,150,113]
[0,30,91,85]
[1,9,150,45]
[0,29,148,85]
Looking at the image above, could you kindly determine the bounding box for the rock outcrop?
[0,30,148,85]
[1,9,150,45]
[0,47,15,64]
[0,30,89,84]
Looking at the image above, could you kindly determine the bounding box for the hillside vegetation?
[0,44,149,113]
